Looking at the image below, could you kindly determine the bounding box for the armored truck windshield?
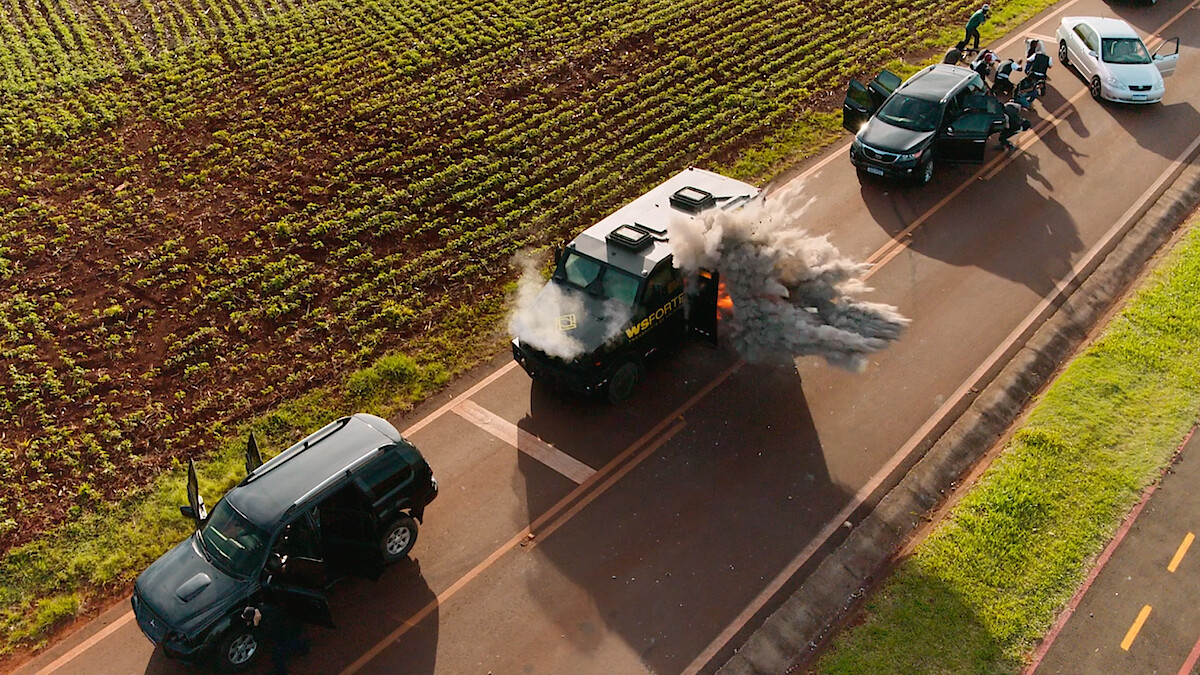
[554,250,642,308]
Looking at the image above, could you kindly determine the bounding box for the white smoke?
[507,252,632,360]
[668,185,909,371]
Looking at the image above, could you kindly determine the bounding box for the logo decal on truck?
[557,314,577,331]
[625,294,684,339]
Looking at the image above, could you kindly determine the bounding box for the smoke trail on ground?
[668,185,909,371]
[507,252,632,360]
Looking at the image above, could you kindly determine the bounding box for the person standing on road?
[242,605,311,675]
[959,4,990,51]
[995,98,1032,151]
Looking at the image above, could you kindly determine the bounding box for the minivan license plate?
[867,166,884,176]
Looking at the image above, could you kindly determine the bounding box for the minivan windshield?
[1101,37,1151,65]
[200,500,268,578]
[876,94,943,132]
[555,251,642,307]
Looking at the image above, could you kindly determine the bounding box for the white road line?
[452,399,597,484]
[403,360,519,437]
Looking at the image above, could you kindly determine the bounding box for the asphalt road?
[13,0,1200,673]
[1031,430,1200,675]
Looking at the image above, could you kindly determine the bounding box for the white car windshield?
[1101,37,1151,65]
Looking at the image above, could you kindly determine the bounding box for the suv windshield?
[200,500,268,577]
[876,94,943,132]
[1101,37,1151,65]
[556,251,641,307]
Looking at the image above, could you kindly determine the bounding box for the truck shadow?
[512,349,855,673]
[141,558,439,675]
[859,153,1082,298]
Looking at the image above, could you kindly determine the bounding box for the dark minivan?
[843,64,1006,185]
[132,413,437,671]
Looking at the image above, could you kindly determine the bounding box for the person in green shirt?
[958,4,990,51]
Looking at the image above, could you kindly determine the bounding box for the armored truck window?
[561,252,603,288]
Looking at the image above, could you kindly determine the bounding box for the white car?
[1055,16,1179,103]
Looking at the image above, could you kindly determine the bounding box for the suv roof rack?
[242,416,353,484]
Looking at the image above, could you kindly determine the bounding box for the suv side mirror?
[180,505,196,519]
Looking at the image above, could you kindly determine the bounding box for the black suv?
[132,413,437,671]
[843,64,1005,185]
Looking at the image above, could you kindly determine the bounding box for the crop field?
[0,0,984,562]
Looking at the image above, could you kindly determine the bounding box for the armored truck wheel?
[381,515,418,562]
[607,362,640,403]
[215,627,260,672]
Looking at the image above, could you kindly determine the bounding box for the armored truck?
[511,167,759,402]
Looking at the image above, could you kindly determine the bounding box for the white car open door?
[1153,37,1179,77]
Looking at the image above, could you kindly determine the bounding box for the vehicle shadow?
[859,153,1082,298]
[141,558,439,675]
[513,351,854,673]
[1107,101,1200,162]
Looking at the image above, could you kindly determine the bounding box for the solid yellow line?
[1168,532,1195,573]
[1121,605,1152,651]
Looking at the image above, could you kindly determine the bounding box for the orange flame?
[717,280,733,321]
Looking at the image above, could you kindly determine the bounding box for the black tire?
[1058,40,1068,66]
[916,158,934,186]
[606,361,639,403]
[214,627,260,672]
[1090,76,1102,100]
[381,515,418,562]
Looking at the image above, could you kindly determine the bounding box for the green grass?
[816,221,1200,673]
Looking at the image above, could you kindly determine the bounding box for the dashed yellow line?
[1121,605,1153,651]
[1168,532,1195,573]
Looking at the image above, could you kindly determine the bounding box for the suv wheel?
[607,361,640,403]
[215,627,260,672]
[381,515,418,562]
[916,158,934,186]
[1058,40,1069,66]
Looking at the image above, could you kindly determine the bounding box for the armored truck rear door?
[688,269,720,346]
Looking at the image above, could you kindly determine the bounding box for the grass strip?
[816,219,1200,673]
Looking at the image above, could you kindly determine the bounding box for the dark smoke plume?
[668,186,908,371]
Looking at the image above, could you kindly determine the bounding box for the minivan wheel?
[606,361,640,403]
[917,158,934,185]
[1058,40,1069,66]
[381,515,418,562]
[1090,76,1103,100]
[215,628,260,672]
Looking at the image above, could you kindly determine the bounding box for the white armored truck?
[511,167,758,401]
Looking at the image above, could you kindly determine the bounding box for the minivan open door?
[1153,37,1179,77]
[244,432,263,475]
[181,458,207,529]
[688,269,719,346]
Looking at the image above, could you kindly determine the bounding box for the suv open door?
[1153,37,1179,77]
[181,458,207,529]
[935,93,1005,163]
[261,583,336,629]
[842,70,901,133]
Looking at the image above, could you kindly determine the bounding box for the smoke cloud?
[668,185,908,371]
[508,252,632,360]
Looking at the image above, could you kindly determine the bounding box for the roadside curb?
[717,156,1200,674]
